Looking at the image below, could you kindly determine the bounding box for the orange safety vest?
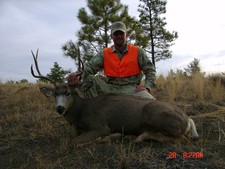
[103,44,141,77]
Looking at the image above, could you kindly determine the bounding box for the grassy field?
[0,74,225,168]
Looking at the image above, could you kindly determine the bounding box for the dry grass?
[154,73,225,103]
[0,74,225,168]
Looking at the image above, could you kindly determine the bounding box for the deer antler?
[31,49,56,86]
[77,47,84,76]
[70,43,84,76]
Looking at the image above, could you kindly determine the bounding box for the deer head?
[30,49,85,114]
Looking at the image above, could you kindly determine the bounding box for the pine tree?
[38,62,69,83]
[184,58,201,76]
[138,0,178,68]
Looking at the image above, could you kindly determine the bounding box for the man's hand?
[135,85,150,93]
[66,72,81,87]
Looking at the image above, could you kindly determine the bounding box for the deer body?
[40,84,199,144]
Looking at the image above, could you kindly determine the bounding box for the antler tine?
[31,49,41,75]
[76,47,84,77]
[70,43,84,76]
[77,47,84,72]
[30,49,56,86]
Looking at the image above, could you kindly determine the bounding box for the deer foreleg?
[74,128,110,146]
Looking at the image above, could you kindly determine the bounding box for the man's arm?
[138,48,156,90]
[82,51,104,79]
[67,51,104,86]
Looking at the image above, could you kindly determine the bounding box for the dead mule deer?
[31,49,199,145]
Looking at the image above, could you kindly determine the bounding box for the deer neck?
[63,93,84,124]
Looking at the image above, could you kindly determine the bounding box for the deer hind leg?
[135,131,178,143]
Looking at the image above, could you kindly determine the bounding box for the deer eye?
[66,91,71,96]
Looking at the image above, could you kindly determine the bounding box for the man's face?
[111,31,127,47]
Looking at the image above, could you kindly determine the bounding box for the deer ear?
[39,87,54,97]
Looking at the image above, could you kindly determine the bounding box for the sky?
[0,0,225,83]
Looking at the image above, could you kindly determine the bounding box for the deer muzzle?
[57,105,66,115]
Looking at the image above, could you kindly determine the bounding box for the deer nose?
[57,106,65,114]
